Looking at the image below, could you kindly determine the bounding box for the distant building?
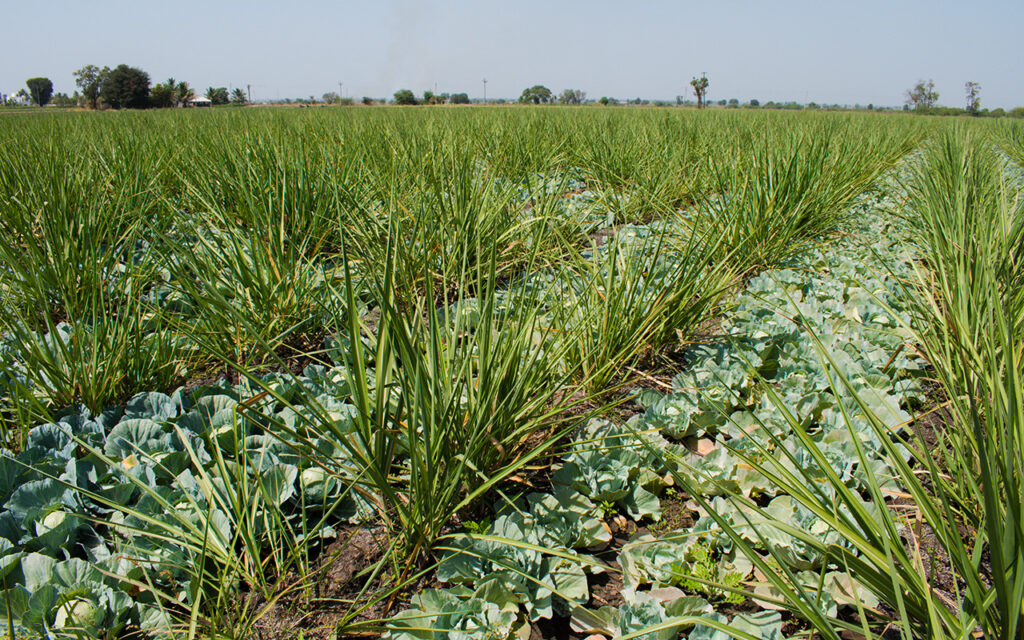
[188,96,213,107]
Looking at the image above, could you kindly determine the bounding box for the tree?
[175,81,194,106]
[230,88,248,105]
[51,93,76,108]
[905,79,939,111]
[147,77,193,107]
[599,96,610,106]
[423,90,437,104]
[449,92,470,104]
[206,87,229,105]
[749,99,760,107]
[393,89,417,105]
[322,91,341,104]
[727,98,739,108]
[149,82,175,108]
[519,85,553,104]
[362,96,375,105]
[559,88,586,105]
[690,75,709,108]
[73,65,109,109]
[965,81,981,116]
[155,77,188,106]
[101,65,150,109]
[26,78,54,107]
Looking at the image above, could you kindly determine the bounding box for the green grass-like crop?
[2,106,1004,640]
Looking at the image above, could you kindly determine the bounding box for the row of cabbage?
[0,189,918,637]
[387,190,927,639]
[0,173,651,637]
[0,109,945,638]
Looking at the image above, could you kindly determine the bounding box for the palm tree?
[165,78,177,106]
[690,75,709,109]
[205,87,229,105]
[175,81,195,107]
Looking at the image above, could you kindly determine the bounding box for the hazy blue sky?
[3,1,1022,107]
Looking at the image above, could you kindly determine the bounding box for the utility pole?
[338,82,343,99]
[482,78,487,105]
[247,84,252,103]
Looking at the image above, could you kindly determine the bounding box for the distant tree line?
[901,78,1022,118]
[5,65,250,109]
[320,92,356,105]
[391,89,472,105]
[8,70,1024,118]
[389,86,586,106]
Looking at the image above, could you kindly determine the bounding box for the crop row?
[0,108,1020,638]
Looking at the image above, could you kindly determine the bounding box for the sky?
[2,0,1023,108]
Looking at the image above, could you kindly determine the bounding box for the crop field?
[0,106,1021,640]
